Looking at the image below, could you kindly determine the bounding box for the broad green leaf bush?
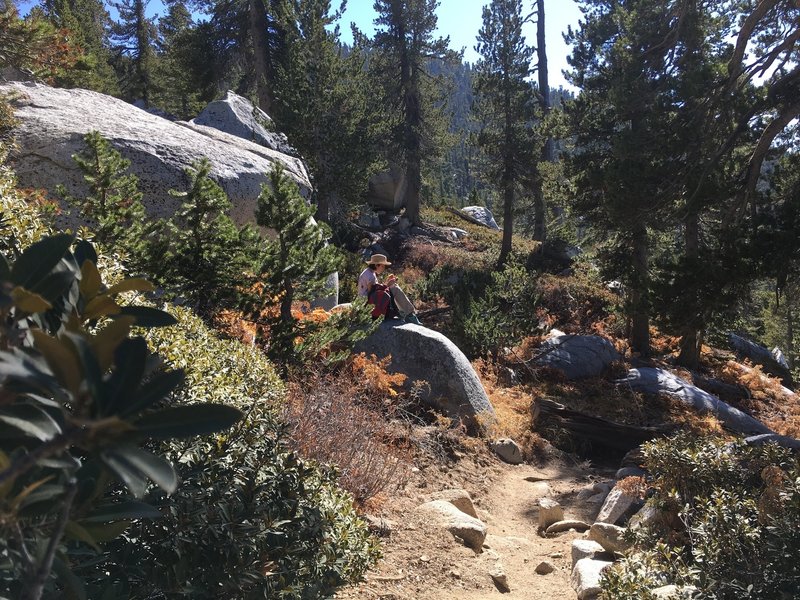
[0,194,242,598]
[601,433,800,599]
[99,305,379,598]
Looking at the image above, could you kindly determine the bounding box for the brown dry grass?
[285,354,414,508]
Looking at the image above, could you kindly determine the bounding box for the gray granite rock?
[596,487,639,525]
[618,367,772,435]
[2,82,311,227]
[428,489,478,519]
[416,500,487,549]
[729,332,793,388]
[190,90,300,157]
[571,539,608,568]
[491,438,524,464]
[535,333,621,380]
[461,206,500,229]
[588,522,630,554]
[537,498,563,532]
[355,320,495,433]
[571,558,612,600]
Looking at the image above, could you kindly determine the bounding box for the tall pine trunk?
[532,0,552,242]
[630,224,650,356]
[677,212,702,368]
[498,80,514,267]
[248,0,272,114]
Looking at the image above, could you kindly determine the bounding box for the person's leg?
[390,286,421,323]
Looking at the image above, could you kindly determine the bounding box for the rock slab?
[2,82,311,226]
[461,206,500,229]
[619,367,772,435]
[355,320,495,433]
[596,487,639,525]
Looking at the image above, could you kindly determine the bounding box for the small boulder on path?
[416,500,488,550]
[491,438,524,464]
[546,519,591,535]
[571,558,613,600]
[534,561,556,575]
[537,498,564,532]
[588,522,630,554]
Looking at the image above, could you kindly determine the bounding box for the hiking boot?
[404,313,422,325]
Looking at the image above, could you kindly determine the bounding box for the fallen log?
[531,398,674,452]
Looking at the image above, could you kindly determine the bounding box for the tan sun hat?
[366,253,392,266]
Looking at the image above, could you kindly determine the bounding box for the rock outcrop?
[619,367,772,435]
[2,82,311,226]
[354,320,495,433]
[460,206,500,230]
[190,90,300,158]
[534,332,621,380]
[367,165,407,212]
[729,332,794,388]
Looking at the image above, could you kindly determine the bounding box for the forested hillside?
[1,0,799,598]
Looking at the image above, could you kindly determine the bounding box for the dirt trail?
[337,457,607,600]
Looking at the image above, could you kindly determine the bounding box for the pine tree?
[111,0,158,106]
[566,0,689,356]
[159,158,259,311]
[273,0,380,223]
[58,131,150,263]
[255,164,342,363]
[195,0,286,114]
[371,0,456,225]
[37,0,119,92]
[473,0,538,268]
[531,0,552,242]
[152,1,215,118]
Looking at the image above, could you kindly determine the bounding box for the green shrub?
[415,258,540,358]
[0,228,241,599]
[601,433,800,600]
[97,305,380,598]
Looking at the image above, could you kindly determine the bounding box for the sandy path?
[336,459,603,600]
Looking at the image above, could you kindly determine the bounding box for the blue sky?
[338,0,582,89]
[17,0,582,89]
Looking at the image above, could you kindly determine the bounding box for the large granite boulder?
[729,333,794,388]
[2,82,311,225]
[460,206,500,230]
[619,368,771,435]
[367,165,407,212]
[354,320,495,433]
[190,90,300,158]
[535,332,621,380]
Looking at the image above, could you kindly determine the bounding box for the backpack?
[367,284,398,319]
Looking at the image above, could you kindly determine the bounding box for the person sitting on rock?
[358,254,421,324]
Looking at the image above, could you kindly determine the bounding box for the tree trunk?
[248,0,272,114]
[498,79,514,268]
[532,0,552,242]
[677,212,702,368]
[630,224,650,356]
[787,298,795,370]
